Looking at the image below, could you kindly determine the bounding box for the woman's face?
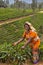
[24,24,30,31]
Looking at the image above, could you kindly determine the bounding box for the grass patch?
[0,8,33,21]
[0,13,43,43]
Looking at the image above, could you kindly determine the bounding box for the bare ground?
[38,11,43,13]
[0,60,43,65]
[0,63,11,65]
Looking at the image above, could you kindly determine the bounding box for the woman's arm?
[13,37,24,46]
[21,37,32,49]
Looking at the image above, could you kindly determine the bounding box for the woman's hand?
[21,46,25,49]
[12,42,17,46]
[12,38,24,46]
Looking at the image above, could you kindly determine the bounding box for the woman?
[13,21,40,64]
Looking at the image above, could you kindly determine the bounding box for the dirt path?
[23,60,43,65]
[0,11,43,26]
[0,15,33,26]
[0,63,11,65]
[38,11,43,13]
[0,61,43,65]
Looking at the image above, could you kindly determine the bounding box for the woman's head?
[24,21,31,31]
[24,21,36,32]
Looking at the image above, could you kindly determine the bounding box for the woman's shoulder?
[30,30,37,35]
